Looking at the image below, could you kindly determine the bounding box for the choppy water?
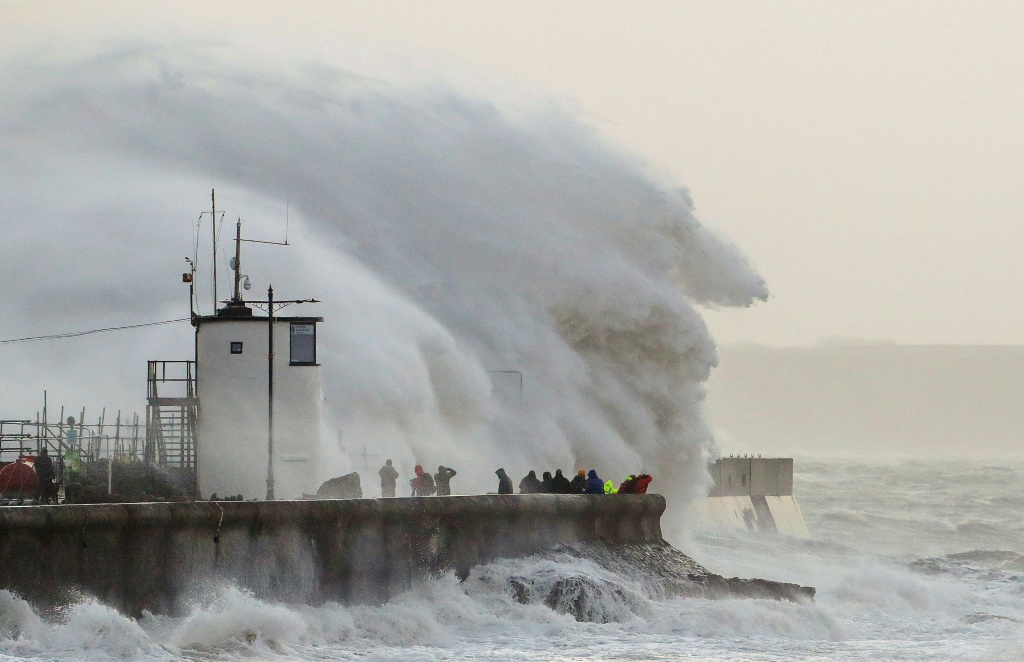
[1,458,1023,661]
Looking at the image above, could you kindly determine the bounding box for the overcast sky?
[3,0,1023,347]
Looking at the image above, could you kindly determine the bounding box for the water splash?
[0,38,766,522]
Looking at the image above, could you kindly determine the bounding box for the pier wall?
[0,494,664,616]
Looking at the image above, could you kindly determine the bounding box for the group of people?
[379,459,651,498]
[378,459,458,497]
[495,468,652,495]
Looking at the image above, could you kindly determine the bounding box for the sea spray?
[0,38,766,528]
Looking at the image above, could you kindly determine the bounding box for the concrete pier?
[0,494,665,616]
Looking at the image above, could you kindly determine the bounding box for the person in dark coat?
[378,459,399,498]
[519,470,541,494]
[569,469,587,494]
[585,469,604,494]
[551,469,572,494]
[495,468,513,494]
[33,447,55,504]
[539,471,554,493]
[412,465,436,496]
[618,475,638,494]
[435,465,457,496]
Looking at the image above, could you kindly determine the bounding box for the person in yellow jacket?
[603,479,618,494]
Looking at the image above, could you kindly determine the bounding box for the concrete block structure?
[695,457,808,537]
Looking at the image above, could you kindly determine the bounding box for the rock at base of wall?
[499,541,815,623]
[315,473,362,499]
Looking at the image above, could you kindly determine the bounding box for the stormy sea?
[0,457,1020,661]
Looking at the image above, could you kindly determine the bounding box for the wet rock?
[963,611,1021,624]
[315,473,362,499]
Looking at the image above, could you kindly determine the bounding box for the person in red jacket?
[634,474,653,494]
[412,465,436,496]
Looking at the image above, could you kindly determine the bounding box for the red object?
[634,474,653,494]
[0,458,39,495]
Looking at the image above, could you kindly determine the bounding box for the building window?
[230,341,243,355]
[290,322,316,365]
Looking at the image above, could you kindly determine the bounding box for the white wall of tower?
[195,317,323,500]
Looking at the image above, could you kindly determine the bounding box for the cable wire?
[0,318,190,345]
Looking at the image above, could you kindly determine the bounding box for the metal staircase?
[145,361,198,472]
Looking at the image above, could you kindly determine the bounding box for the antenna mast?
[233,218,242,302]
[211,189,218,311]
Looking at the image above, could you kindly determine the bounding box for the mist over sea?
[0,457,1019,661]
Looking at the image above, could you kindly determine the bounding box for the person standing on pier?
[495,468,513,494]
[33,448,55,505]
[570,469,587,494]
[551,469,572,494]
[379,459,399,498]
[412,465,436,496]
[519,470,541,494]
[434,465,457,496]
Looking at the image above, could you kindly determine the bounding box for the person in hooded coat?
[569,469,587,494]
[378,459,399,498]
[495,468,513,494]
[551,469,572,494]
[434,465,457,496]
[603,479,618,494]
[539,471,554,493]
[412,465,436,496]
[585,469,604,494]
[634,474,653,494]
[33,447,56,504]
[618,475,638,494]
[519,470,541,494]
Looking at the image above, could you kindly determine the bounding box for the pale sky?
[4,0,1023,347]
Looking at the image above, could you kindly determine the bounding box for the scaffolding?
[0,361,200,503]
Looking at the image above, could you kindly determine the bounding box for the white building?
[195,303,324,500]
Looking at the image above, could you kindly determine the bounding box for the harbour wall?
[0,494,664,616]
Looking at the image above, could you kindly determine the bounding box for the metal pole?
[233,219,242,302]
[211,189,218,311]
[266,285,275,500]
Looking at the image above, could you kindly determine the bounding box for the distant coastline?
[705,344,1024,458]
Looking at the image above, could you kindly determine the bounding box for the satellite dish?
[229,257,238,271]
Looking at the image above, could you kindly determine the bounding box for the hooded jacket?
[519,470,542,494]
[551,469,572,494]
[435,466,457,496]
[585,470,604,495]
[539,471,554,493]
[495,468,513,494]
[618,475,638,494]
[634,474,653,494]
[603,479,618,494]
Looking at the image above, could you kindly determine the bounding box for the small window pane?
[290,323,316,364]
[230,341,243,354]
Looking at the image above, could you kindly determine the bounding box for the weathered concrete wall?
[708,458,793,497]
[691,495,809,537]
[0,494,664,616]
